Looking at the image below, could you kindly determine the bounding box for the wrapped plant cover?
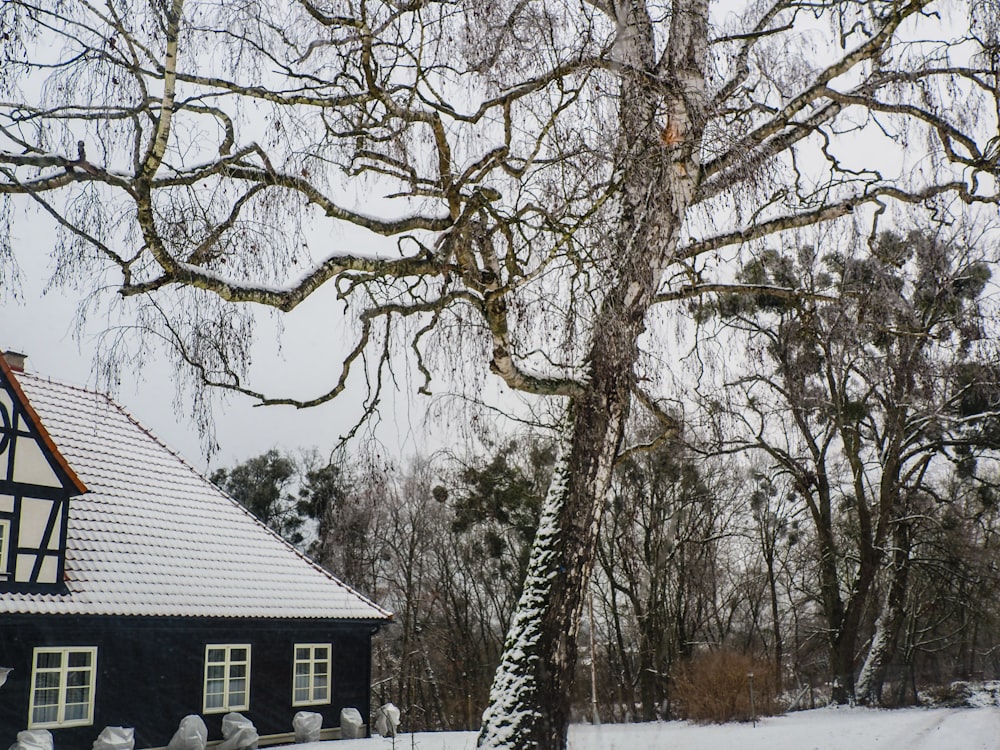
[292,711,322,743]
[340,708,364,740]
[166,715,208,750]
[374,703,400,738]
[7,730,53,750]
[217,713,258,750]
[92,727,134,750]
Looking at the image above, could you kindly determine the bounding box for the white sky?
[1,219,446,472]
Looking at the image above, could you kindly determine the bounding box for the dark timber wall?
[0,615,380,749]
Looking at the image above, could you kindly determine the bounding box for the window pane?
[315,685,328,700]
[295,663,310,676]
[295,647,309,660]
[314,647,329,660]
[33,687,59,707]
[229,664,246,679]
[230,648,247,662]
[207,665,225,680]
[66,670,91,688]
[206,678,225,694]
[32,705,58,724]
[228,678,246,695]
[34,672,60,689]
[66,687,90,704]
[68,651,92,668]
[315,661,328,675]
[315,675,328,690]
[229,691,246,707]
[205,693,224,709]
[35,652,61,670]
[64,702,88,721]
[294,687,309,703]
[207,648,226,663]
[295,674,309,690]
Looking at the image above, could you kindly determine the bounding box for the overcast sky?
[1,224,449,472]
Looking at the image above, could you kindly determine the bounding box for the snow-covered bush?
[920,681,1000,708]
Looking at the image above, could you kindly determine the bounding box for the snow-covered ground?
[295,706,1000,750]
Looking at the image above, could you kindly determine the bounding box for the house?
[0,351,391,748]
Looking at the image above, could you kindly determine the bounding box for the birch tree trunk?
[478,3,710,747]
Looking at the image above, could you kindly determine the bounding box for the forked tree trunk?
[478,3,709,748]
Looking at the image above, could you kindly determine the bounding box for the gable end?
[0,355,85,591]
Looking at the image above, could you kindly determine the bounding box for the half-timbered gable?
[0,354,86,591]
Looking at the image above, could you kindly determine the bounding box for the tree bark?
[856,518,911,705]
[765,543,783,693]
[478,2,709,746]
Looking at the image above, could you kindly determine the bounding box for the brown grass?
[672,650,783,723]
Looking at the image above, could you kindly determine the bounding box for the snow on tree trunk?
[477,404,623,749]
[855,607,892,706]
[856,520,911,706]
[478,4,709,746]
[477,290,646,747]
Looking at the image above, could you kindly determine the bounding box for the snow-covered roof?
[0,369,390,621]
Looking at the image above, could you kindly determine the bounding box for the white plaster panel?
[47,505,63,550]
[18,496,53,549]
[15,552,34,582]
[11,435,61,487]
[36,555,58,584]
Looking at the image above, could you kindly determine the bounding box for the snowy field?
[295,706,1000,750]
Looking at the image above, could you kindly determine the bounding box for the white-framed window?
[0,518,9,576]
[292,643,332,706]
[203,645,251,713]
[28,647,98,729]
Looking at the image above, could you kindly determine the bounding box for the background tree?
[706,228,998,703]
[5,2,1000,746]
[299,452,373,588]
[594,428,733,721]
[450,440,552,591]
[745,472,800,694]
[427,440,553,728]
[903,473,1000,693]
[211,449,306,545]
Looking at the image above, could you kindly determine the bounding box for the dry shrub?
[672,650,782,723]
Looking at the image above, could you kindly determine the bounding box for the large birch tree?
[3,1,1000,747]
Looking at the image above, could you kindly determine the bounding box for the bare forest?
[216,283,1000,726]
[4,1,1000,748]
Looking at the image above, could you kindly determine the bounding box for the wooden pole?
[589,589,600,725]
